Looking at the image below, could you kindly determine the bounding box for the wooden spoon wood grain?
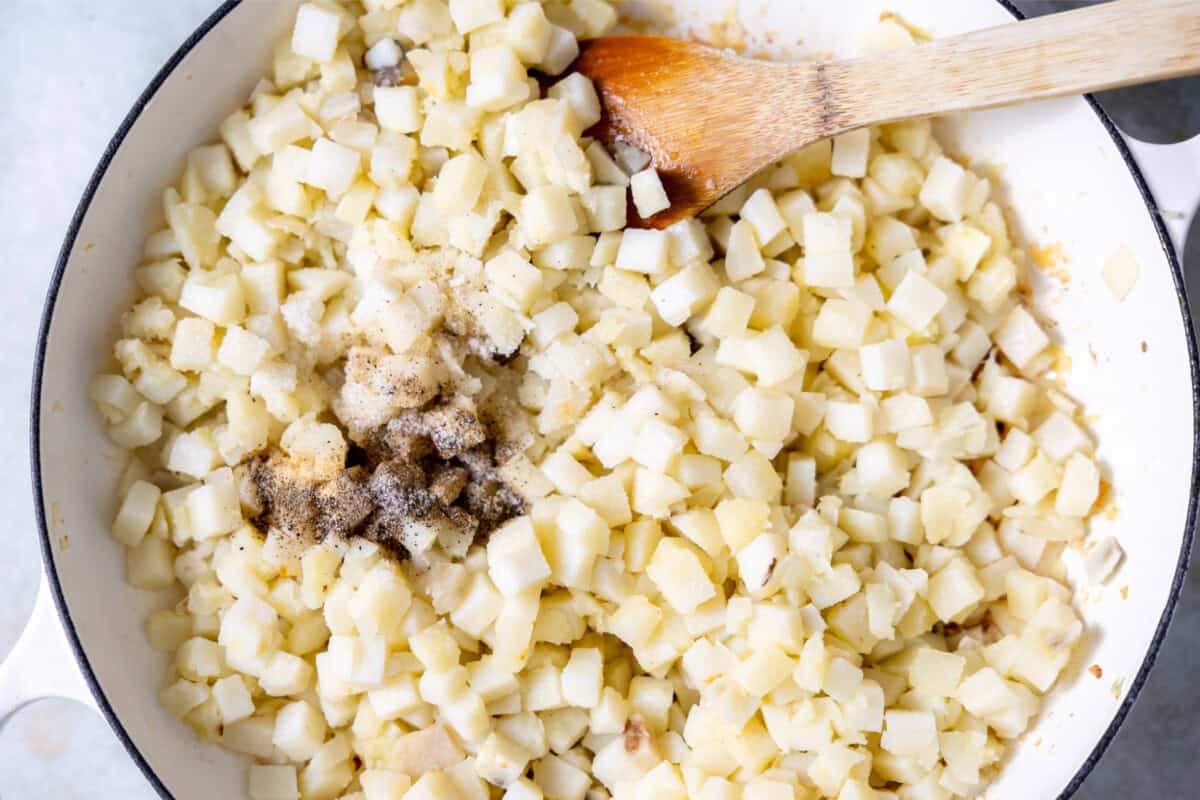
[573,0,1200,228]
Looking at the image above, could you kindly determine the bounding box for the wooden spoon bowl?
[574,0,1200,228]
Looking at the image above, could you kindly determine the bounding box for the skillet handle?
[0,574,99,726]
[1125,134,1200,261]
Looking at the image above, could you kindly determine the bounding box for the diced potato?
[1055,452,1100,516]
[831,129,871,178]
[292,3,341,62]
[468,45,533,111]
[112,480,161,547]
[995,306,1050,370]
[887,271,946,331]
[97,10,1105,793]
[273,699,327,762]
[647,538,714,614]
[920,156,969,222]
[630,168,670,218]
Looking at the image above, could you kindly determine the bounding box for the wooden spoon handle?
[823,0,1200,132]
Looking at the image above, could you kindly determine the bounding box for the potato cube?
[801,212,854,288]
[477,731,532,787]
[217,325,271,376]
[701,288,753,340]
[616,228,671,274]
[375,86,423,134]
[969,253,1018,312]
[411,624,461,672]
[487,515,552,597]
[831,128,871,178]
[169,318,216,372]
[1010,452,1060,506]
[732,388,793,443]
[522,186,578,247]
[1034,410,1092,463]
[501,778,544,800]
[824,401,874,443]
[305,138,360,198]
[450,0,504,33]
[928,559,985,622]
[538,25,580,76]
[887,271,946,331]
[291,3,341,62]
[855,440,910,498]
[187,467,242,539]
[647,538,714,614]
[360,769,412,800]
[725,219,765,282]
[581,185,628,231]
[273,699,326,761]
[941,222,992,280]
[632,468,688,519]
[485,249,543,311]
[433,152,488,214]
[548,73,603,130]
[631,167,670,218]
[859,338,911,391]
[632,419,687,473]
[533,754,590,800]
[1055,452,1100,517]
[212,675,255,724]
[812,298,871,349]
[881,709,938,757]
[112,480,161,547]
[651,262,720,326]
[908,648,966,696]
[561,648,603,708]
[467,45,532,111]
[994,306,1049,370]
[180,272,246,325]
[919,156,969,222]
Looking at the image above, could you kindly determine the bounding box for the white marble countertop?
[1,1,1196,798]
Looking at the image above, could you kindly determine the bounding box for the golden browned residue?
[1050,346,1072,375]
[1031,241,1070,284]
[1088,664,1103,679]
[52,401,63,414]
[879,11,933,42]
[699,7,748,52]
[1095,481,1117,521]
[1087,345,1099,365]
[83,243,96,252]
[1141,341,1149,353]
[944,151,971,170]
[1120,585,1129,600]
[50,501,64,527]
[1111,679,1124,699]
[1044,346,1073,391]
[59,535,70,551]
[977,161,1008,180]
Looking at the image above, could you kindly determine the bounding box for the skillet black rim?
[27,1,1197,798]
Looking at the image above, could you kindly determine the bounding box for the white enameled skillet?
[4,1,1198,797]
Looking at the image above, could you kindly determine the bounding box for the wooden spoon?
[573,0,1200,228]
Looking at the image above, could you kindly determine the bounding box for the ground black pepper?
[248,394,527,562]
